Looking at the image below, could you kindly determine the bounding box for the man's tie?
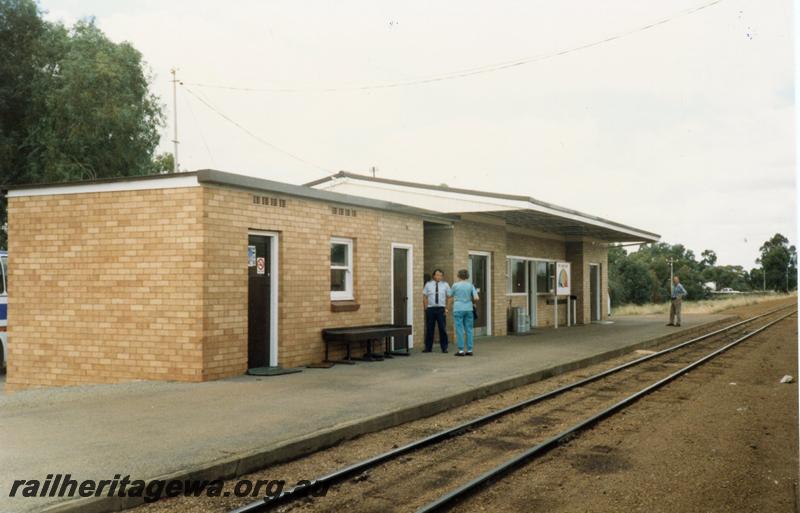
[435,282,439,305]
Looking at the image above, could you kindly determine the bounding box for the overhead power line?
[182,86,331,174]
[184,0,723,94]
[182,87,217,167]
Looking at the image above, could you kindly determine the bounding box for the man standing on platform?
[423,269,450,353]
[667,275,688,327]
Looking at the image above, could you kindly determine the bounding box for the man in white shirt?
[422,269,450,352]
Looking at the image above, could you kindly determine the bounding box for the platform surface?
[0,313,729,512]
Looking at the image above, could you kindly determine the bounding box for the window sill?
[331,300,360,313]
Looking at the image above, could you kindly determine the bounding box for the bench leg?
[323,341,358,365]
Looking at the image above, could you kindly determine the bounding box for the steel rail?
[414,309,796,513]
[230,304,794,513]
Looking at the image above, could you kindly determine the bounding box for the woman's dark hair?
[458,269,469,280]
[432,268,444,277]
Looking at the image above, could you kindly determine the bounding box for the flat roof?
[195,169,457,222]
[3,169,458,224]
[308,171,660,242]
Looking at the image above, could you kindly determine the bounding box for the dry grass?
[611,292,796,317]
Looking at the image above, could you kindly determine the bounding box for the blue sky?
[38,0,795,268]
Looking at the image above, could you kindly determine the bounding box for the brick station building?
[4,169,658,390]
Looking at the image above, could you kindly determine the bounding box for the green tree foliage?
[754,233,797,292]
[610,234,796,307]
[0,0,164,248]
[26,20,163,182]
[609,245,656,305]
[700,249,717,268]
[151,152,175,174]
[709,265,750,291]
[607,244,627,305]
[0,0,45,187]
[616,258,654,305]
[626,243,706,302]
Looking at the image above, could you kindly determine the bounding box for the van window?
[0,255,6,295]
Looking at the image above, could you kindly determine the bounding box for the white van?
[0,250,7,371]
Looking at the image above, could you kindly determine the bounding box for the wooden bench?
[321,324,413,364]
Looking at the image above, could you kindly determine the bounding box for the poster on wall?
[556,262,571,296]
[248,245,256,267]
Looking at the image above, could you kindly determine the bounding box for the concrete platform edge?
[38,316,737,513]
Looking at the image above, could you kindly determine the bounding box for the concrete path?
[1,313,730,513]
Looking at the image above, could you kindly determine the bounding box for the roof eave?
[308,171,659,242]
[196,169,459,223]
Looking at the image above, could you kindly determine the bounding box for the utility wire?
[182,85,331,174]
[182,86,217,168]
[184,0,723,94]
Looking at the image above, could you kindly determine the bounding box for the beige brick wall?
[567,240,609,324]
[6,179,609,390]
[422,223,455,345]
[7,184,426,389]
[427,221,588,335]
[423,223,454,283]
[6,187,205,391]
[201,185,425,374]
[506,231,565,259]
[452,218,508,336]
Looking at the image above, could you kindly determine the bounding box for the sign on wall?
[248,245,257,267]
[556,262,571,296]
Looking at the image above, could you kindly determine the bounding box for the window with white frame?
[507,258,527,294]
[330,238,354,300]
[535,261,556,294]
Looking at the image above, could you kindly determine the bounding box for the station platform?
[1,313,731,513]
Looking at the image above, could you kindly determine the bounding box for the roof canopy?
[4,170,456,225]
[307,172,659,243]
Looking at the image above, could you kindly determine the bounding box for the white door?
[528,260,538,327]
[391,244,414,350]
[467,251,491,336]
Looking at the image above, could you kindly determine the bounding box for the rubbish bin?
[518,310,531,333]
[511,307,531,334]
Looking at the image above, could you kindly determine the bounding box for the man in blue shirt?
[667,275,688,327]
[422,269,450,352]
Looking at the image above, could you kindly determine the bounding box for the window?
[330,238,353,300]
[0,255,6,295]
[507,258,527,294]
[535,261,555,294]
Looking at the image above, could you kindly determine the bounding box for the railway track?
[229,305,796,513]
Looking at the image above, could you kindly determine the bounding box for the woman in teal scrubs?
[447,269,479,356]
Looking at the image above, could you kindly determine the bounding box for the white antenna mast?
[170,68,180,173]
